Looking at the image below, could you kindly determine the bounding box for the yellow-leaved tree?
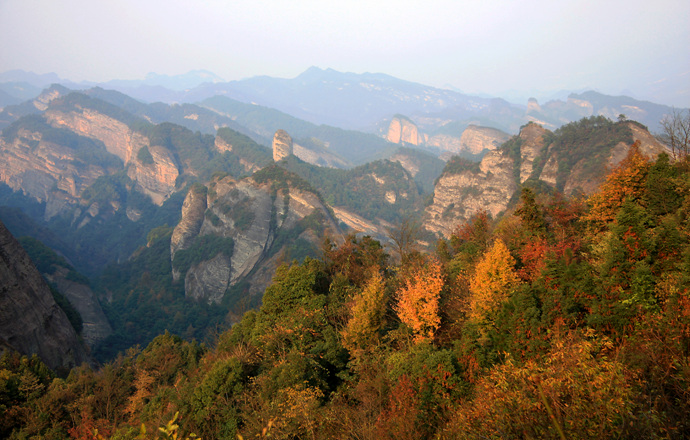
[395,258,444,343]
[468,239,519,322]
[341,270,387,353]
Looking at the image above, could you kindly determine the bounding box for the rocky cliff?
[386,115,424,145]
[0,93,183,224]
[44,268,112,348]
[424,120,670,237]
[45,105,180,205]
[425,151,517,237]
[0,220,89,372]
[0,123,115,219]
[517,123,548,183]
[171,168,341,304]
[170,184,208,281]
[427,125,510,156]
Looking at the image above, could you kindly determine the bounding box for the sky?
[1,0,689,106]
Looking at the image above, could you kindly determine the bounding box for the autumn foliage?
[2,146,690,439]
[395,258,444,342]
[468,239,520,321]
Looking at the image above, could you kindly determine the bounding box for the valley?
[0,68,688,439]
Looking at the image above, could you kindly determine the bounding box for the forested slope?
[2,146,689,439]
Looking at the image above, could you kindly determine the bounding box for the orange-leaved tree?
[468,239,519,322]
[585,141,650,231]
[395,258,444,343]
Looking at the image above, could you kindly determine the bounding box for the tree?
[387,216,422,265]
[443,333,636,439]
[341,270,388,353]
[468,239,520,322]
[395,258,444,343]
[514,187,546,236]
[584,141,650,231]
[658,108,690,163]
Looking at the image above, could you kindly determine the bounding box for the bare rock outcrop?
[424,120,670,238]
[0,220,89,372]
[424,150,516,237]
[170,184,208,281]
[45,107,180,205]
[44,268,112,348]
[427,125,509,155]
[526,98,542,114]
[459,125,511,155]
[185,253,233,304]
[0,128,110,218]
[45,108,147,164]
[518,123,548,183]
[127,145,180,205]
[273,129,293,161]
[387,116,423,145]
[173,172,340,305]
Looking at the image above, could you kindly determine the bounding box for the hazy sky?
[1,0,688,105]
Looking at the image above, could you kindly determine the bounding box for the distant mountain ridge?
[1,68,685,135]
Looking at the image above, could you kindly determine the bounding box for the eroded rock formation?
[387,115,423,145]
[424,121,670,238]
[0,220,89,372]
[426,125,510,156]
[273,129,293,161]
[171,173,340,305]
[43,268,112,348]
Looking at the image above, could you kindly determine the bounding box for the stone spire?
[272,129,293,162]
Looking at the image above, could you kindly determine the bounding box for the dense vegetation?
[93,229,227,361]
[388,146,446,194]
[3,146,689,439]
[535,116,634,191]
[440,155,482,177]
[280,156,424,224]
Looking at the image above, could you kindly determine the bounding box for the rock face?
[424,121,670,238]
[386,116,423,145]
[526,98,542,114]
[425,125,510,156]
[273,129,293,161]
[0,127,111,218]
[43,268,113,348]
[460,125,511,155]
[45,108,146,164]
[170,184,208,281]
[0,220,89,372]
[46,107,180,205]
[171,172,341,304]
[425,150,517,237]
[127,145,180,205]
[517,123,548,183]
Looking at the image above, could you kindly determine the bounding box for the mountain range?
[1,67,684,133]
[0,66,680,370]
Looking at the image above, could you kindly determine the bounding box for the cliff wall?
[0,220,89,372]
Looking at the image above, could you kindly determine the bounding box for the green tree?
[342,270,388,353]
